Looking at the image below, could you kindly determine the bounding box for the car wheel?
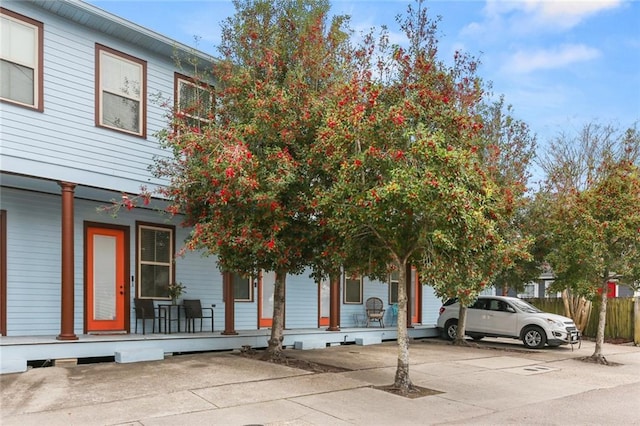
[522,326,546,349]
[443,319,458,340]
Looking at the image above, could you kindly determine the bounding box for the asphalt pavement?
[1,337,639,425]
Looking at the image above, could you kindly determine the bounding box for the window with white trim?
[344,275,363,304]
[96,44,146,136]
[137,224,174,299]
[175,73,214,130]
[389,271,399,304]
[0,8,43,110]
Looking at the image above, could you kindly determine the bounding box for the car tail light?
[439,306,445,315]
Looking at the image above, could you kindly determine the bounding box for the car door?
[484,299,518,336]
[465,299,488,333]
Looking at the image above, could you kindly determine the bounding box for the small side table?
[353,313,367,327]
[158,303,183,334]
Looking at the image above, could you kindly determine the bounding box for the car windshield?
[509,299,542,313]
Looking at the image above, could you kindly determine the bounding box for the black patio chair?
[183,299,214,332]
[133,298,160,334]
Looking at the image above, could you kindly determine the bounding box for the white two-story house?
[0,0,439,373]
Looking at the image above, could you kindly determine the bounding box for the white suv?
[436,295,581,349]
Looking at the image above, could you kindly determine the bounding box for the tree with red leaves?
[154,0,352,360]
[314,1,513,393]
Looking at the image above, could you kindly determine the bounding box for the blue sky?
[88,0,639,149]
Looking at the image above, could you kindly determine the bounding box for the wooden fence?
[525,297,637,342]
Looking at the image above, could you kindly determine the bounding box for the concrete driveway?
[1,337,639,425]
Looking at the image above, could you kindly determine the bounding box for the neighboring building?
[0,0,440,344]
[516,272,635,299]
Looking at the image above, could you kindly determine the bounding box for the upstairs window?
[0,8,43,110]
[137,223,174,299]
[175,73,214,130]
[96,44,146,137]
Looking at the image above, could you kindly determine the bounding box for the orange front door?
[86,226,127,332]
[318,278,330,327]
[258,270,275,328]
[411,267,421,324]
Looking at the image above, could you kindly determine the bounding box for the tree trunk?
[575,298,591,333]
[264,270,287,361]
[562,289,572,318]
[453,305,469,346]
[393,261,412,393]
[562,290,591,333]
[590,277,609,364]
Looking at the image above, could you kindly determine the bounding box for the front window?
[233,272,253,302]
[0,8,43,110]
[389,271,399,304]
[344,274,363,304]
[96,44,146,136]
[137,224,174,299]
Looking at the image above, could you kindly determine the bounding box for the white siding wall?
[285,272,319,329]
[3,189,62,335]
[234,294,258,331]
[1,1,177,194]
[421,285,440,325]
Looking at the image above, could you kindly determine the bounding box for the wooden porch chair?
[365,297,385,328]
[183,299,214,332]
[133,298,160,334]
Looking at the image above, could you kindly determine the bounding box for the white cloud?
[503,44,601,74]
[482,0,623,33]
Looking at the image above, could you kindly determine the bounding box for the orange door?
[86,226,127,332]
[411,267,420,324]
[318,278,330,327]
[258,271,275,328]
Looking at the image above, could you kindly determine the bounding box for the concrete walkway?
[1,338,639,425]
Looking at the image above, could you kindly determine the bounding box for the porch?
[0,325,439,374]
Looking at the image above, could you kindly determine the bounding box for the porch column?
[57,182,78,341]
[221,272,237,335]
[327,272,340,331]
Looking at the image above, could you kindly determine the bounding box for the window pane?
[1,16,35,66]
[101,53,140,98]
[93,235,117,320]
[140,228,171,262]
[233,273,251,300]
[390,282,399,304]
[0,60,33,105]
[102,92,140,133]
[261,271,275,316]
[345,278,361,303]
[320,278,330,317]
[179,80,212,119]
[140,264,170,298]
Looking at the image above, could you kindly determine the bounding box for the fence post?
[635,297,640,346]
